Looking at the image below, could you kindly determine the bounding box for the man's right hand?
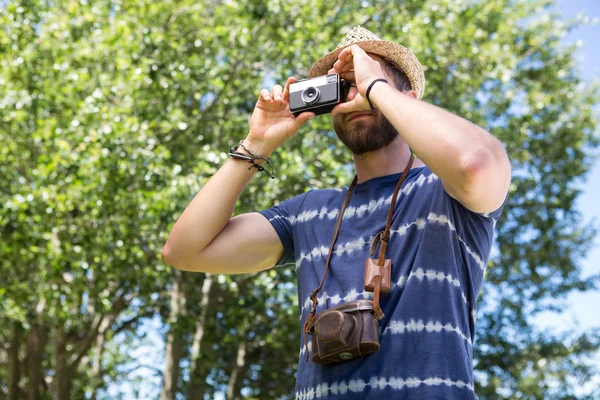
[245,77,316,156]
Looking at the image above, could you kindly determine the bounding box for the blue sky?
[536,0,600,332]
[536,0,600,392]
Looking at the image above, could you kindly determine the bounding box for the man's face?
[331,54,400,155]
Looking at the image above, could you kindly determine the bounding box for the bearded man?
[162,26,511,399]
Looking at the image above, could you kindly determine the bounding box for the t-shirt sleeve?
[462,192,508,223]
[442,177,509,274]
[440,170,508,224]
[258,191,311,267]
[430,165,508,270]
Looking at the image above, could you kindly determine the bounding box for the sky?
[536,0,600,334]
[535,0,600,392]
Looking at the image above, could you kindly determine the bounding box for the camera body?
[289,73,348,117]
[308,299,380,364]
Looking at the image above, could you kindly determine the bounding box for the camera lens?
[301,86,320,105]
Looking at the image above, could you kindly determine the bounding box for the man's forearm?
[162,146,268,266]
[370,83,510,211]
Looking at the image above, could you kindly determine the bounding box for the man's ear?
[404,90,418,99]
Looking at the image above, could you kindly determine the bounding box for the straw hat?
[309,26,425,99]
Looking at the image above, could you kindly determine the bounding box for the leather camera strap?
[302,154,415,362]
[376,153,415,264]
[370,153,414,319]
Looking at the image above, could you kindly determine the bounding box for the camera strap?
[367,153,414,319]
[302,153,415,361]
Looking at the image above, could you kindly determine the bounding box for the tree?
[0,0,173,397]
[1,0,598,398]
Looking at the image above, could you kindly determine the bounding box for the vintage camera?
[307,299,381,364]
[289,73,350,116]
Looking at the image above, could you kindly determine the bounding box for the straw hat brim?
[309,40,425,99]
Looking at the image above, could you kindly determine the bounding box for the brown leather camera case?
[308,300,380,364]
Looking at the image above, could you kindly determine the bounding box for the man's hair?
[384,60,412,92]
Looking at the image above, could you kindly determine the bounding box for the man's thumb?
[331,101,353,117]
[293,112,316,129]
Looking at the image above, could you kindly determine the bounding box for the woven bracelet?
[236,140,270,162]
[228,141,275,179]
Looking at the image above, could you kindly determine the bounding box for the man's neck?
[352,136,424,184]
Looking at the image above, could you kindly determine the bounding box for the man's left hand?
[328,44,388,116]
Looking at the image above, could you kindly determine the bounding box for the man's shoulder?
[293,187,345,202]
[274,187,343,213]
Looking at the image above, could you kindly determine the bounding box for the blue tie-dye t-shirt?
[259,165,505,399]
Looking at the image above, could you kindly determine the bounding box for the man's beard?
[332,111,399,155]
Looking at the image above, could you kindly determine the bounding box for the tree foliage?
[1,0,599,399]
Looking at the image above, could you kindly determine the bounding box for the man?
[162,26,511,399]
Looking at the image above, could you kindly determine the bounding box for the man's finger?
[349,44,367,57]
[338,44,362,61]
[339,71,356,82]
[331,99,358,117]
[271,85,284,100]
[259,88,271,101]
[283,77,296,102]
[292,111,316,131]
[338,45,354,60]
[333,57,353,72]
[331,95,370,117]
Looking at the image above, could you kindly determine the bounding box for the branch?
[167,4,205,27]
[68,313,107,367]
[113,309,155,335]
[126,362,164,377]
[67,285,133,367]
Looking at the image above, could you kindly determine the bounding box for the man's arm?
[331,45,511,214]
[371,85,511,213]
[162,78,315,273]
[161,156,283,274]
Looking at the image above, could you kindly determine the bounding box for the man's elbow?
[162,243,214,273]
[161,243,188,271]
[456,145,510,212]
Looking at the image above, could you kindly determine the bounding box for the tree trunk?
[90,315,112,400]
[225,339,247,400]
[161,269,187,400]
[8,321,21,400]
[53,325,73,400]
[26,322,46,400]
[186,274,213,400]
